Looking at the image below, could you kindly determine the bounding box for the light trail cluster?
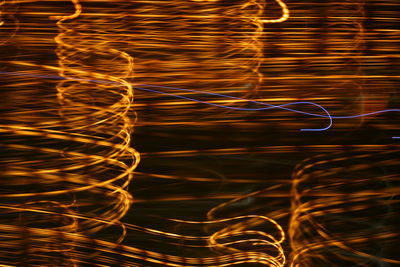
[0,0,399,266]
[290,150,400,266]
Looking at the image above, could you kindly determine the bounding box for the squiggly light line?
[0,70,332,131]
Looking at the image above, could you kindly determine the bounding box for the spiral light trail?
[0,0,399,266]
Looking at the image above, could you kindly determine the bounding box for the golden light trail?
[0,0,399,266]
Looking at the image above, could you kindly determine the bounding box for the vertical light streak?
[53,0,139,236]
[289,151,400,267]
